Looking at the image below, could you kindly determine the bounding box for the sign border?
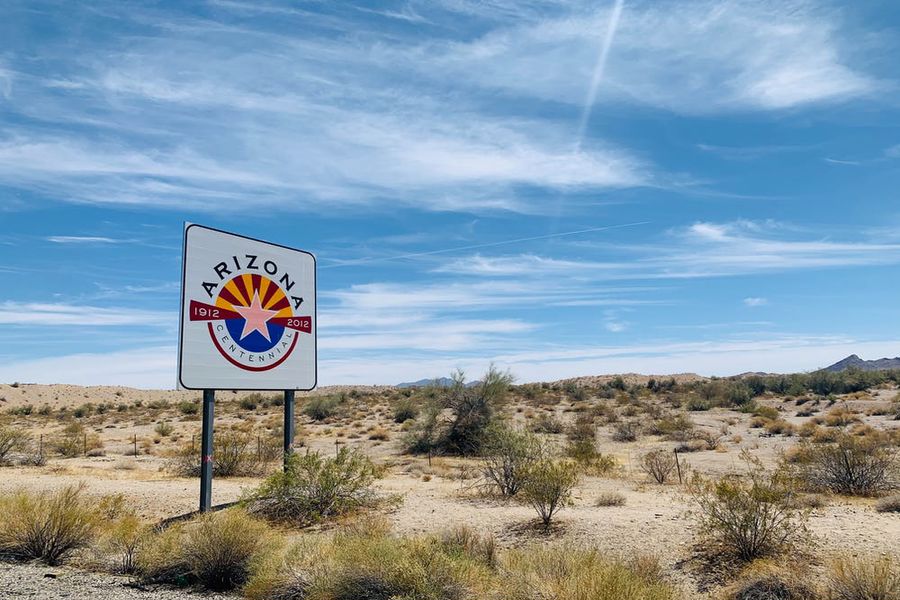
[177,223,317,391]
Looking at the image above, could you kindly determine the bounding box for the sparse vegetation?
[641,449,678,484]
[138,509,273,591]
[480,424,543,496]
[303,395,342,421]
[0,485,101,565]
[723,562,819,600]
[404,366,513,456]
[244,447,381,526]
[521,459,579,529]
[827,555,900,600]
[791,434,899,496]
[0,425,29,464]
[691,456,808,562]
[170,429,270,477]
[595,491,626,506]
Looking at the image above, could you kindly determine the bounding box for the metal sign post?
[284,390,295,471]
[178,224,317,512]
[199,389,215,512]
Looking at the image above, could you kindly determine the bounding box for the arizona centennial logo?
[188,254,312,371]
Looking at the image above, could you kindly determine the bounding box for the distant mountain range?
[396,377,481,388]
[823,354,900,372]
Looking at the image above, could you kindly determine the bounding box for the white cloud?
[743,297,768,307]
[46,236,127,244]
[437,221,900,280]
[0,302,174,327]
[427,0,877,113]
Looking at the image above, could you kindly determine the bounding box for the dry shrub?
[529,413,564,434]
[135,524,189,584]
[876,494,900,513]
[438,525,497,568]
[827,555,900,600]
[651,413,695,441]
[169,429,271,477]
[824,407,861,428]
[641,449,677,484]
[613,421,640,442]
[501,546,677,600]
[102,513,148,573]
[690,456,809,562]
[244,447,380,526]
[595,491,626,507]
[481,425,544,497]
[0,425,30,464]
[138,509,274,591]
[0,485,101,565]
[723,561,820,600]
[368,426,390,441]
[52,422,103,457]
[392,397,419,423]
[183,510,273,591]
[521,459,579,529]
[308,530,485,600]
[793,434,899,496]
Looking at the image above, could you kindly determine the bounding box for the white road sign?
[177,224,316,390]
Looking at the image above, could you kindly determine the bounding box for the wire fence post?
[674,448,683,485]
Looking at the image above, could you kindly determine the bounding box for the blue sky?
[0,0,899,388]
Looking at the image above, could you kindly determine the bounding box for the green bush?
[480,424,543,496]
[154,421,174,437]
[521,459,579,529]
[690,458,808,562]
[404,366,514,456]
[178,401,199,415]
[0,485,101,565]
[244,448,380,526]
[303,395,342,421]
[392,398,419,423]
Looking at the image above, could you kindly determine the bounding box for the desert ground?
[0,373,898,599]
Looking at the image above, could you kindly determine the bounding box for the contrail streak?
[320,221,650,269]
[574,0,625,151]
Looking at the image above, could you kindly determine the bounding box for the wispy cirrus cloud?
[426,0,880,113]
[0,2,650,214]
[435,220,900,280]
[743,297,768,307]
[46,235,129,244]
[0,302,174,327]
